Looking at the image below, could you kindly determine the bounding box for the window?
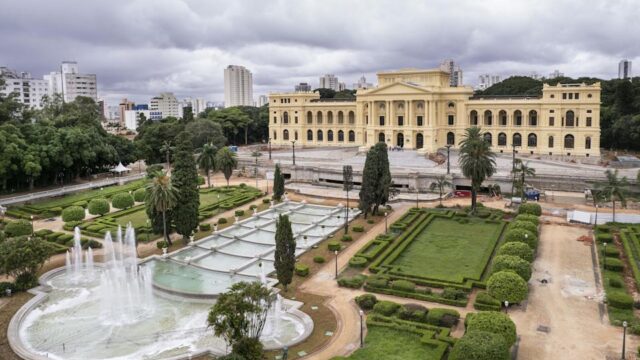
[569,93,574,99]
[499,110,507,126]
[484,132,492,145]
[378,132,385,143]
[513,133,522,147]
[317,130,324,141]
[307,130,313,141]
[585,137,591,149]
[283,112,289,124]
[398,116,404,126]
[484,110,492,126]
[550,94,555,98]
[349,130,355,142]
[588,94,593,98]
[447,132,455,145]
[338,111,344,124]
[348,111,355,124]
[328,130,334,142]
[549,117,555,126]
[548,136,554,148]
[327,111,333,124]
[417,116,424,126]
[273,131,277,140]
[283,129,289,140]
[379,116,385,126]
[564,134,574,148]
[587,110,592,113]
[294,116,298,124]
[514,110,522,126]
[562,93,567,100]
[586,117,592,127]
[338,130,344,142]
[273,116,277,124]
[527,133,537,147]
[307,111,313,124]
[565,111,575,127]
[575,93,579,100]
[448,102,455,108]
[447,115,454,126]
[529,110,537,126]
[498,132,507,146]
[470,111,478,125]
[294,131,298,140]
[317,111,323,124]
[416,133,424,149]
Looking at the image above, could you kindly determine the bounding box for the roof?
[111,162,130,173]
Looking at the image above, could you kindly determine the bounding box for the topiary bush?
[441,287,467,300]
[156,240,169,249]
[111,192,135,209]
[449,330,510,360]
[133,188,146,202]
[487,271,529,304]
[604,258,624,272]
[199,223,211,231]
[609,278,623,288]
[426,308,460,327]
[349,256,368,268]
[514,213,539,226]
[49,207,63,216]
[337,274,367,289]
[72,200,88,208]
[313,256,325,263]
[341,234,353,242]
[262,198,271,204]
[352,225,364,232]
[373,300,401,316]
[62,206,86,223]
[390,279,416,292]
[295,263,309,277]
[466,311,517,347]
[366,275,388,288]
[509,220,538,234]
[355,294,378,310]
[608,292,634,309]
[88,198,110,216]
[604,246,620,257]
[596,233,613,243]
[492,255,532,281]
[4,220,33,237]
[518,203,542,216]
[197,176,205,185]
[504,228,537,249]
[398,303,428,322]
[235,210,245,217]
[497,242,534,262]
[328,241,341,251]
[217,218,228,224]
[475,291,501,307]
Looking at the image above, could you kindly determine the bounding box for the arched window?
[548,136,554,148]
[327,111,334,124]
[283,112,289,124]
[348,111,355,124]
[564,134,574,148]
[338,130,344,142]
[484,110,492,126]
[306,111,313,124]
[316,111,323,124]
[513,133,522,147]
[447,132,455,145]
[378,132,385,143]
[498,132,507,146]
[273,130,277,140]
[417,102,424,110]
[397,133,404,147]
[529,110,537,126]
[307,130,313,141]
[585,136,591,149]
[294,131,298,141]
[317,130,324,141]
[416,133,424,149]
[470,110,478,126]
[499,110,507,126]
[328,130,334,142]
[283,129,289,140]
[527,133,537,147]
[348,130,355,142]
[514,110,522,126]
[338,111,344,124]
[484,132,492,145]
[565,111,575,127]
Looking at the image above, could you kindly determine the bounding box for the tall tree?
[274,214,296,291]
[343,165,353,233]
[145,171,178,245]
[197,143,217,188]
[216,147,238,187]
[373,142,392,215]
[273,163,285,200]
[182,106,194,123]
[458,127,497,213]
[598,169,629,222]
[430,175,452,206]
[172,131,200,242]
[358,146,380,218]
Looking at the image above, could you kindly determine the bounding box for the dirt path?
[511,223,638,359]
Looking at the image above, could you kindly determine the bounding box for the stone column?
[406,100,411,127]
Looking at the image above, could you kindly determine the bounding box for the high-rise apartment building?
[150,92,180,118]
[549,70,564,79]
[0,67,49,109]
[118,98,135,128]
[44,61,97,102]
[353,75,373,90]
[319,74,340,91]
[258,95,269,107]
[295,82,312,92]
[224,65,254,107]
[440,59,463,87]
[619,59,632,80]
[476,74,502,90]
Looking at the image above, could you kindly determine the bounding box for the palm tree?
[160,140,173,171]
[512,159,536,201]
[458,127,497,213]
[197,143,217,188]
[216,147,238,188]
[430,175,452,206]
[599,169,629,222]
[146,172,179,245]
[251,150,262,189]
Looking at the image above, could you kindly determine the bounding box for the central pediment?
[358,82,432,96]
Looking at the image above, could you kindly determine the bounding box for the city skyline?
[1,0,638,105]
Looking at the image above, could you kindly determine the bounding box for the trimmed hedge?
[295,263,309,277]
[313,256,325,263]
[509,220,538,234]
[328,241,341,251]
[373,300,401,316]
[398,303,428,322]
[391,279,416,292]
[341,235,353,242]
[504,228,537,249]
[474,291,502,311]
[497,242,534,262]
[514,213,540,226]
[608,292,634,309]
[426,308,460,327]
[235,210,245,217]
[518,203,542,216]
[352,225,364,232]
[349,256,368,268]
[604,246,620,257]
[62,206,86,222]
[111,193,135,209]
[133,188,146,202]
[355,294,378,310]
[597,233,613,243]
[199,223,212,231]
[337,274,367,289]
[156,240,169,249]
[466,311,517,347]
[487,271,529,303]
[604,258,624,272]
[88,198,110,216]
[72,200,88,208]
[492,255,532,281]
[449,330,509,360]
[217,218,228,224]
[4,220,33,237]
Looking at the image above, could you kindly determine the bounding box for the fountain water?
[65,227,95,283]
[99,225,155,325]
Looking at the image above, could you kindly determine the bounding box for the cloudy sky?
[1,0,637,106]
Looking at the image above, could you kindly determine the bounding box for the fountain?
[65,227,95,283]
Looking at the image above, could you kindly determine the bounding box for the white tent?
[111,162,130,174]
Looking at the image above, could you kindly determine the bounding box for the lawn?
[391,217,503,284]
[343,326,444,360]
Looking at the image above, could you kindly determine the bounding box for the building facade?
[318,74,340,91]
[295,82,312,92]
[224,65,253,107]
[44,61,97,102]
[150,92,180,118]
[269,68,601,157]
[619,59,632,80]
[0,67,49,109]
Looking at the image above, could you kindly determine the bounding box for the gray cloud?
[1,0,638,106]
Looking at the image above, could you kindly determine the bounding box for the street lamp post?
[511,144,517,198]
[445,145,452,175]
[603,242,608,271]
[384,211,388,234]
[291,140,296,166]
[595,204,599,226]
[359,310,365,348]
[622,321,628,359]
[504,300,509,314]
[146,219,150,243]
[30,215,34,236]
[0,205,6,222]
[268,138,272,160]
[334,250,339,279]
[282,346,288,360]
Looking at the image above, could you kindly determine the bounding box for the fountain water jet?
[65,227,95,283]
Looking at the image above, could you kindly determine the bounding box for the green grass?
[198,191,231,207]
[112,208,150,228]
[391,217,502,283]
[343,326,444,360]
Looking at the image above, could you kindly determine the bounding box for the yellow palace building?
[268,68,601,158]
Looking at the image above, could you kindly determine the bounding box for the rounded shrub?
[504,228,537,249]
[367,219,375,224]
[509,220,538,234]
[197,176,205,185]
[373,300,401,316]
[341,234,353,242]
[235,210,245,217]
[609,278,623,288]
[88,198,110,216]
[449,331,509,360]
[391,279,416,292]
[366,275,388,288]
[249,204,257,210]
[349,256,368,268]
[133,188,146,202]
[518,203,541,216]
[337,275,367,289]
[398,303,428,322]
[111,192,135,209]
[441,287,467,300]
[355,294,378,310]
[426,308,460,327]
[352,225,364,232]
[608,292,634,309]
[497,242,534,262]
[156,240,169,249]
[262,198,271,204]
[514,214,539,226]
[466,311,517,347]
[492,255,532,281]
[313,256,325,264]
[62,206,86,223]
[487,271,529,304]
[295,263,310,277]
[49,207,63,216]
[217,218,228,224]
[328,241,341,251]
[72,200,88,208]
[604,258,624,272]
[604,246,620,257]
[4,220,33,237]
[199,223,212,231]
[597,233,613,243]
